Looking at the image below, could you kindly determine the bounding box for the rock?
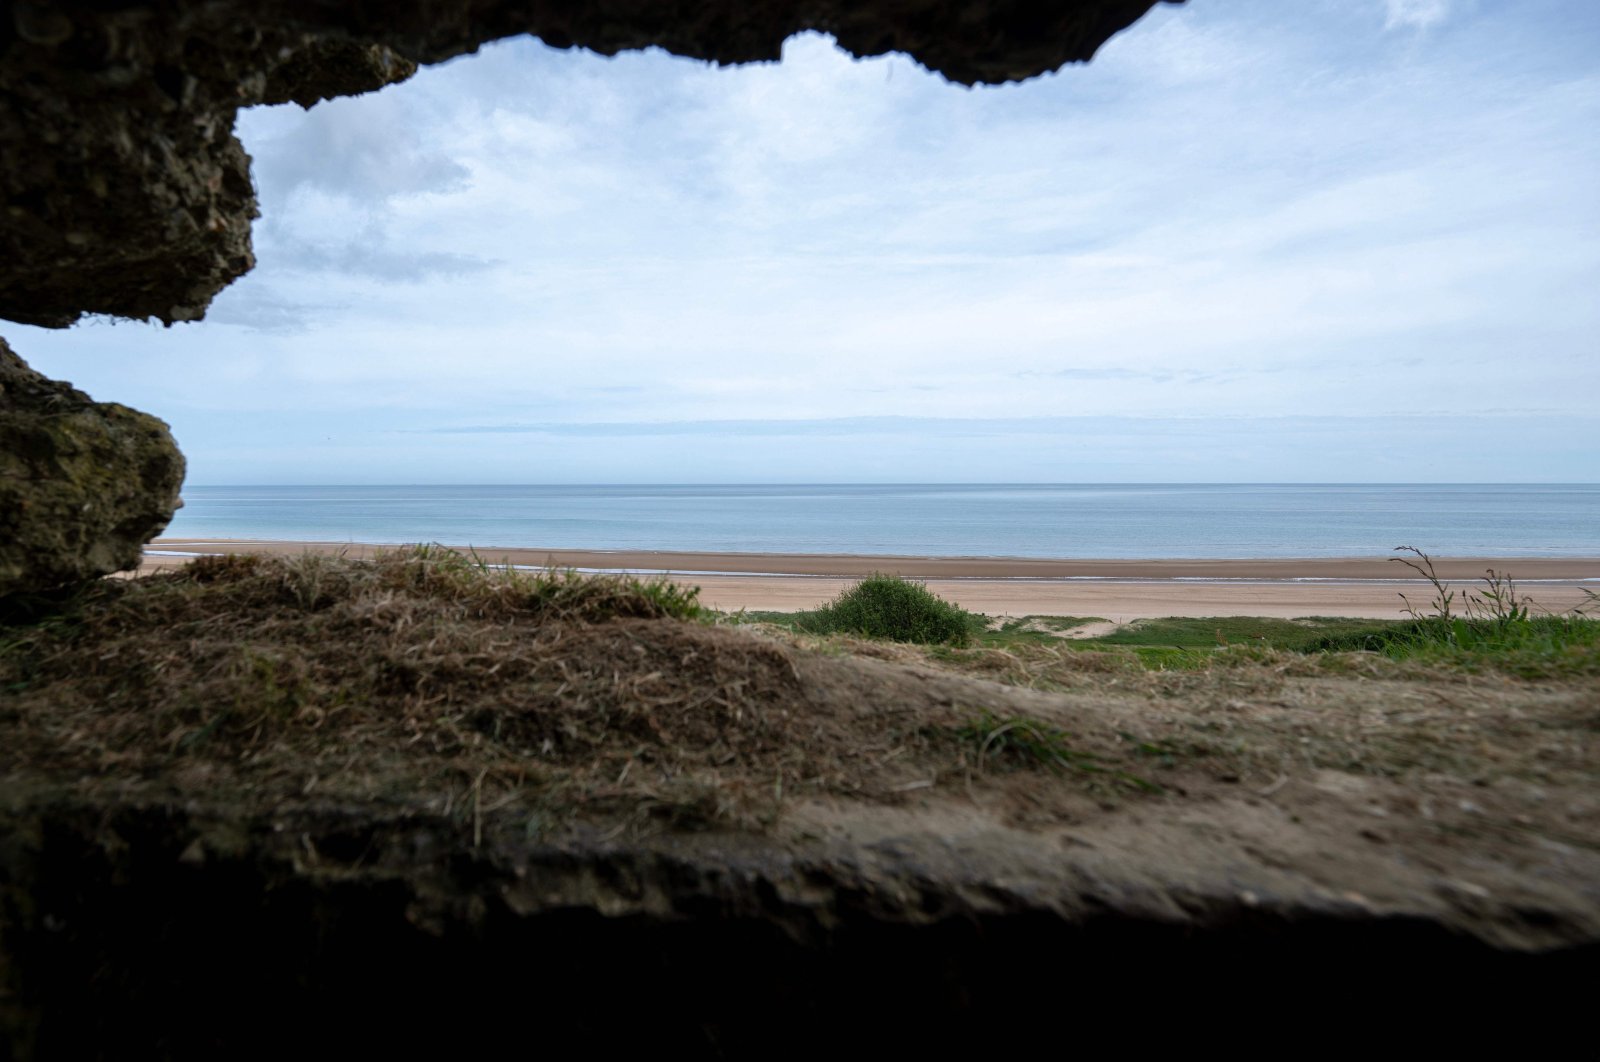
[0,17,418,328]
[0,337,183,597]
[0,0,1175,328]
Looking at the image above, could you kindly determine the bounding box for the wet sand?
[142,539,1600,621]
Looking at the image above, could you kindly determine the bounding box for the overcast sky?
[12,0,1600,483]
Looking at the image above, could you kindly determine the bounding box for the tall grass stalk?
[1310,546,1600,676]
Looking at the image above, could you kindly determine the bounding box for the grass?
[1082,616,1384,651]
[953,710,1162,793]
[2,547,1179,838]
[1034,615,1391,671]
[1308,616,1600,678]
[754,607,1414,677]
[737,548,1598,679]
[3,546,1595,848]
[359,543,704,622]
[789,573,986,646]
[1299,548,1600,679]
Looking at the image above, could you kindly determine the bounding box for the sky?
[10,0,1600,483]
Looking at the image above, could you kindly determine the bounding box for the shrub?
[795,573,984,646]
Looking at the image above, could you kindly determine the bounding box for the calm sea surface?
[159,484,1600,559]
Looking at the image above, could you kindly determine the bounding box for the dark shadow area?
[2,804,1590,1058]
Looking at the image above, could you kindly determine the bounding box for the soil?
[2,550,1596,1053]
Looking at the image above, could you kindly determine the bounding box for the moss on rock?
[0,337,183,596]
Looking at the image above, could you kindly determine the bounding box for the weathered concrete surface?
[0,798,1591,1054]
[0,0,1177,328]
[0,337,183,595]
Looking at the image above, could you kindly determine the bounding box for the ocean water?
[159,484,1600,559]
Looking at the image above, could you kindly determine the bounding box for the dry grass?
[3,548,1595,846]
[734,619,1597,789]
[3,549,969,832]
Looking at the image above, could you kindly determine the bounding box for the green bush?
[795,573,984,646]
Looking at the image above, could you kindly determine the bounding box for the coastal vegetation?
[750,562,1600,680]
[790,572,986,646]
[2,547,1594,842]
[1298,547,1600,678]
[9,551,1595,1050]
[3,548,1190,836]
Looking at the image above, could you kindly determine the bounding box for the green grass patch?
[743,611,1106,650]
[1303,546,1600,678]
[738,610,808,629]
[1307,615,1600,678]
[1085,616,1394,651]
[789,574,986,646]
[953,710,1161,792]
[730,544,1600,679]
[737,608,1409,672]
[1047,616,1403,672]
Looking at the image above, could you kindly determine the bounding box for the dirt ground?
[4,550,1596,958]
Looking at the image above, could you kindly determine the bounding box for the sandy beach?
[141,539,1600,621]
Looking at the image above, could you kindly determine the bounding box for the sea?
[158,484,1600,560]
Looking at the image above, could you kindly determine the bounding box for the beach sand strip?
[141,539,1600,621]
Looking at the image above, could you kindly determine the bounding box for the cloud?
[408,415,1187,438]
[16,0,1596,485]
[276,244,495,283]
[242,94,470,206]
[202,288,332,334]
[401,411,1590,440]
[1022,367,1169,382]
[1383,0,1453,30]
